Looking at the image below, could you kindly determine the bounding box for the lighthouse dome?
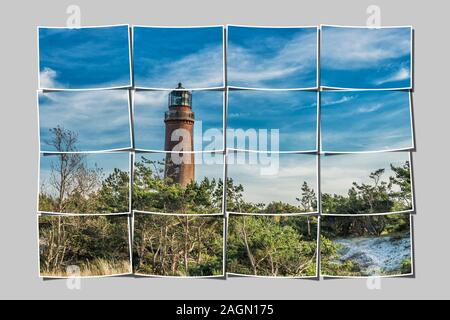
[168,83,192,107]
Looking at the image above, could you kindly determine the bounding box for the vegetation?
[133,214,224,277]
[133,157,223,214]
[39,126,129,214]
[38,127,413,278]
[39,215,131,277]
[228,215,318,277]
[321,162,412,215]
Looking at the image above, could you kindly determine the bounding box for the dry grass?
[41,259,131,277]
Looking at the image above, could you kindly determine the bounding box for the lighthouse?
[164,83,195,187]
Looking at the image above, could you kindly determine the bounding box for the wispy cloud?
[321,91,413,152]
[321,27,412,89]
[375,66,410,85]
[322,27,411,70]
[133,27,224,89]
[357,103,384,113]
[321,95,356,107]
[137,45,224,89]
[228,27,317,88]
[39,91,131,151]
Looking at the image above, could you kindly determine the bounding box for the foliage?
[322,162,412,215]
[39,215,131,277]
[321,214,410,239]
[227,216,317,277]
[133,214,224,277]
[133,156,223,214]
[38,127,413,278]
[39,127,129,214]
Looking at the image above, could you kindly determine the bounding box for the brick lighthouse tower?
[164,83,195,187]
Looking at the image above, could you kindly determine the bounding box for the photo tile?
[38,214,132,278]
[38,90,132,153]
[133,212,225,277]
[133,152,224,214]
[226,152,318,215]
[320,25,413,90]
[227,90,317,152]
[320,214,413,278]
[320,91,414,153]
[134,89,224,152]
[227,214,318,278]
[320,152,414,215]
[227,26,318,89]
[133,26,225,89]
[38,25,131,90]
[38,152,131,215]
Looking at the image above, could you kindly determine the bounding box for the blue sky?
[227,90,317,152]
[321,26,412,89]
[39,91,131,152]
[133,27,224,89]
[39,26,131,89]
[321,91,413,153]
[40,152,130,197]
[134,90,224,151]
[228,26,317,89]
[321,152,411,197]
[227,153,317,207]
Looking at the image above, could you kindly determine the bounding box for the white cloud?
[322,28,411,70]
[39,90,131,151]
[134,91,167,108]
[139,44,224,89]
[228,31,317,85]
[321,95,356,107]
[39,67,58,88]
[375,67,410,85]
[357,103,384,113]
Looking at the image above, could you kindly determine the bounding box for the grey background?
[0,0,447,300]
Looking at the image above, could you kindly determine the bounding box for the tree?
[39,215,130,276]
[389,161,412,210]
[96,168,129,213]
[321,162,412,215]
[133,157,223,214]
[40,126,129,214]
[133,214,223,276]
[227,216,317,277]
[44,126,85,212]
[296,181,318,236]
[297,181,317,212]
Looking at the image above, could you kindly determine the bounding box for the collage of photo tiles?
[37,24,415,279]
